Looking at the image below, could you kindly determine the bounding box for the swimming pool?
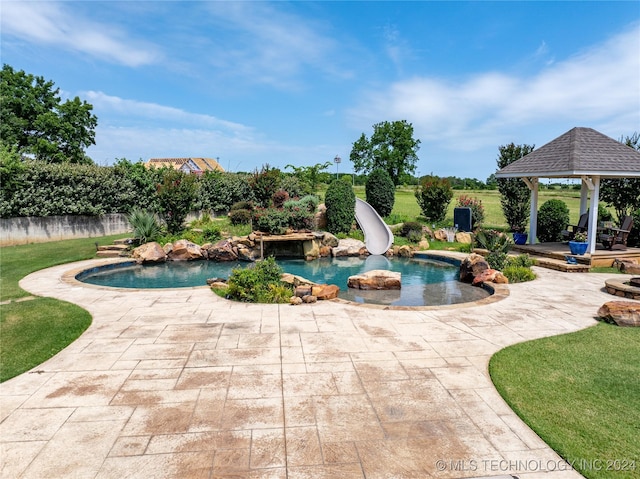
[76,254,491,307]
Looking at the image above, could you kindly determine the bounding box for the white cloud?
[1,1,160,66]
[347,24,640,153]
[83,91,251,134]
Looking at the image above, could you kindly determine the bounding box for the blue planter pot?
[569,241,588,255]
[513,232,528,245]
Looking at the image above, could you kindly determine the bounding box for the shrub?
[201,223,222,242]
[365,168,395,217]
[199,171,255,212]
[503,265,536,283]
[225,257,293,303]
[400,222,423,240]
[230,200,254,211]
[287,206,314,231]
[325,179,356,234]
[250,165,281,207]
[414,175,453,223]
[294,194,320,213]
[487,251,508,271]
[280,174,313,198]
[252,208,291,235]
[127,208,162,243]
[505,254,535,268]
[272,189,290,209]
[156,169,197,235]
[474,229,511,253]
[229,208,252,225]
[537,199,569,242]
[456,195,485,229]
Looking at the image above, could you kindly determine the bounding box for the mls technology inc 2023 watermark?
[435,458,636,474]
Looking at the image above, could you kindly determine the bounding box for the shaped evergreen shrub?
[537,199,569,242]
[325,179,355,234]
[365,168,395,217]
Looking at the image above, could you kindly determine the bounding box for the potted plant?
[569,231,588,255]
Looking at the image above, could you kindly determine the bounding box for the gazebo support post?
[587,176,600,255]
[579,176,591,215]
[522,177,539,244]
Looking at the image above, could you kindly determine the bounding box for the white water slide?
[354,197,394,255]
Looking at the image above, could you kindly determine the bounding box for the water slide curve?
[354,197,394,255]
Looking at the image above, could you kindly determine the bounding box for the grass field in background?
[352,186,584,229]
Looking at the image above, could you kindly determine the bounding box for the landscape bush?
[272,189,290,209]
[127,208,162,244]
[280,174,313,198]
[225,257,293,303]
[229,208,252,225]
[324,179,356,234]
[414,175,453,223]
[230,200,254,211]
[199,171,255,213]
[474,229,512,270]
[537,199,570,242]
[156,169,198,235]
[503,265,536,283]
[365,168,395,217]
[250,165,281,207]
[400,221,423,242]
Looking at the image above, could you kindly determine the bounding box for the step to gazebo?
[96,244,130,258]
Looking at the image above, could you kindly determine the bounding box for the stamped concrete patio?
[1,259,623,478]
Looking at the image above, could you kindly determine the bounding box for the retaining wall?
[0,214,131,246]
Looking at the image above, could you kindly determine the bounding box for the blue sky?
[2,1,639,180]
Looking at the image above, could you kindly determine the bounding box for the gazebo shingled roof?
[496,127,640,179]
[495,127,640,255]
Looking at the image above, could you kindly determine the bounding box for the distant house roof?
[145,157,225,174]
[495,127,640,178]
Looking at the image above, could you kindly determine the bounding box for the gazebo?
[495,127,640,256]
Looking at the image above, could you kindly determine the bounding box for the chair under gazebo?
[495,127,640,269]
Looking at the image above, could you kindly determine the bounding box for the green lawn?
[490,323,640,479]
[0,233,128,381]
[352,186,584,229]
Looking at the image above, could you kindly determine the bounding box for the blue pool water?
[77,255,490,306]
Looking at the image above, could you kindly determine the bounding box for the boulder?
[472,269,509,285]
[302,295,318,304]
[321,232,339,248]
[347,270,401,290]
[311,284,340,300]
[319,245,332,257]
[206,239,238,262]
[332,238,366,257]
[314,204,327,230]
[434,229,448,241]
[294,285,313,298]
[208,281,229,290]
[422,225,434,239]
[597,301,640,327]
[615,259,640,275]
[397,245,413,258]
[168,239,203,261]
[132,242,167,263]
[237,246,260,262]
[303,240,321,261]
[417,239,430,250]
[459,253,490,283]
[290,296,303,305]
[455,232,473,244]
[281,273,315,287]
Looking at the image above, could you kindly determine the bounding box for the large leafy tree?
[350,120,420,185]
[0,64,97,164]
[600,133,640,221]
[496,143,535,232]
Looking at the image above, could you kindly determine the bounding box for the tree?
[324,179,356,234]
[496,143,535,232]
[285,161,332,192]
[0,64,97,163]
[349,120,420,186]
[156,169,198,234]
[365,168,395,217]
[414,175,453,223]
[600,133,640,221]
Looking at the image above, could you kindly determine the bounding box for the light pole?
[334,155,341,180]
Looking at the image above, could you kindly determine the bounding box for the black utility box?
[453,207,472,232]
